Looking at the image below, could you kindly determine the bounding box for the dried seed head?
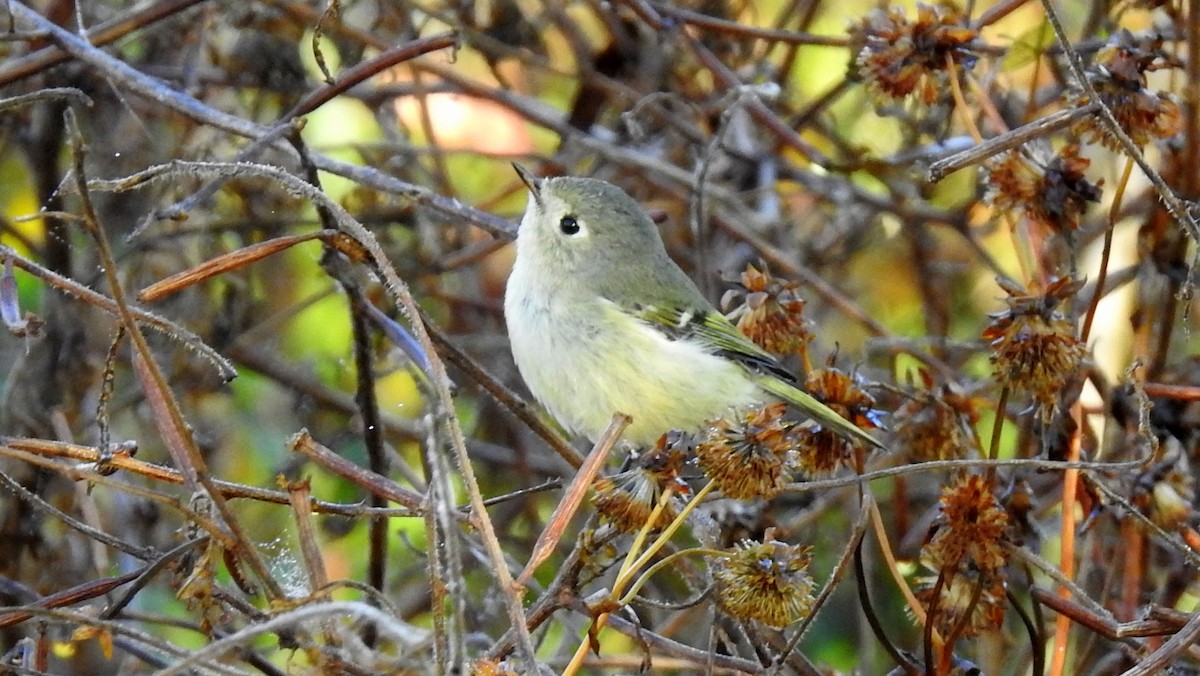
[697,403,797,499]
[850,3,979,104]
[924,474,1010,573]
[1075,30,1182,148]
[983,277,1086,409]
[715,537,815,628]
[469,659,519,676]
[986,144,1103,234]
[914,568,1007,639]
[722,264,812,357]
[794,368,884,476]
[893,371,981,461]
[592,432,689,533]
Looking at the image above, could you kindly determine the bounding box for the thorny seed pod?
[914,567,1007,639]
[924,474,1010,573]
[986,143,1103,234]
[794,367,884,476]
[893,370,981,461]
[1075,30,1182,148]
[983,277,1086,410]
[591,432,690,533]
[850,3,979,105]
[722,264,812,357]
[696,403,797,500]
[714,536,815,628]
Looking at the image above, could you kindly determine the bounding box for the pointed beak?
[512,162,543,208]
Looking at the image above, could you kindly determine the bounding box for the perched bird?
[504,165,881,449]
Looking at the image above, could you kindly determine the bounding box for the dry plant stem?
[156,601,430,676]
[621,482,713,583]
[562,484,683,676]
[157,32,457,223]
[1007,588,1046,676]
[420,410,462,672]
[1082,158,1134,342]
[284,479,328,595]
[516,414,629,588]
[84,159,526,664]
[941,574,985,670]
[1141,382,1200,400]
[1050,401,1085,676]
[101,537,212,621]
[0,446,249,542]
[0,87,92,112]
[8,5,515,239]
[648,1,849,46]
[1038,0,1200,243]
[869,497,939,642]
[928,104,1102,182]
[616,547,725,606]
[505,523,759,673]
[987,386,1010,481]
[344,287,390,646]
[0,467,146,559]
[64,112,284,601]
[287,432,430,517]
[0,245,235,378]
[779,455,1142,493]
[1028,585,1180,642]
[2,607,246,675]
[0,563,142,629]
[923,569,946,676]
[769,491,874,672]
[136,231,333,302]
[0,435,417,515]
[948,56,985,146]
[855,532,920,675]
[0,0,210,87]
[589,613,766,674]
[1085,475,1200,567]
[1118,518,1144,621]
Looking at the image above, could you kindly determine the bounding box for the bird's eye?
[559,215,580,235]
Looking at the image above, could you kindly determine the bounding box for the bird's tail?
[755,375,884,449]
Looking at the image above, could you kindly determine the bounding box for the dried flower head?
[851,3,979,104]
[914,567,1006,638]
[986,144,1103,234]
[983,277,1086,408]
[715,536,815,628]
[469,658,519,676]
[893,371,981,461]
[592,432,689,533]
[794,368,883,476]
[1076,30,1182,148]
[697,403,797,499]
[924,474,1010,573]
[722,264,812,357]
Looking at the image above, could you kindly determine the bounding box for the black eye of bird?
[559,215,580,235]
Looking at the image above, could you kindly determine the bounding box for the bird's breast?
[505,269,763,444]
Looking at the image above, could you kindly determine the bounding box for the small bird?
[504,165,881,450]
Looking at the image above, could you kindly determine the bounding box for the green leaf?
[1003,21,1056,71]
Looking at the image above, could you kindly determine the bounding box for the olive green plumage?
[504,166,881,449]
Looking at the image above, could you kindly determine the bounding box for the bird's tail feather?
[755,375,884,449]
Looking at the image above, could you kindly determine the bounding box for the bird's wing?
[630,302,883,449]
[630,303,796,382]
